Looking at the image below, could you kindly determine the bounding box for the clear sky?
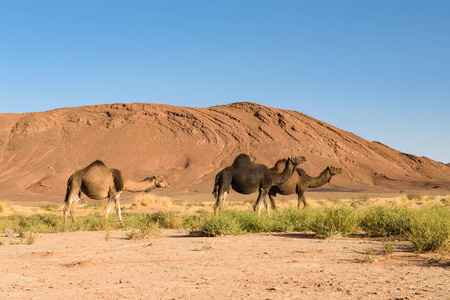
[1,1,449,163]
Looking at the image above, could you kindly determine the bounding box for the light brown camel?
[268,161,342,210]
[63,160,170,225]
[212,154,307,215]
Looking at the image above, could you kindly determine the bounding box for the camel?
[63,160,170,225]
[212,153,307,215]
[268,161,342,210]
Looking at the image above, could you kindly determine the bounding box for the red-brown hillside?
[0,102,449,202]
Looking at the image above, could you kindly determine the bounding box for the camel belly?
[231,181,260,194]
[81,185,110,200]
[271,184,296,195]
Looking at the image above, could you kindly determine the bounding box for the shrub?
[125,214,161,239]
[272,208,319,232]
[24,233,37,245]
[199,212,242,237]
[406,206,450,253]
[228,210,273,233]
[131,194,173,209]
[148,211,183,229]
[406,193,422,201]
[310,206,358,238]
[359,206,413,237]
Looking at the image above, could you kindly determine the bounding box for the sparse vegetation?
[40,204,61,211]
[362,247,378,263]
[441,197,450,206]
[104,226,110,241]
[383,238,394,256]
[63,256,94,267]
[0,198,449,253]
[406,193,422,201]
[124,214,161,240]
[24,232,37,245]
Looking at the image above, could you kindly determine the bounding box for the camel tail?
[64,174,74,204]
[111,169,124,192]
[212,171,222,197]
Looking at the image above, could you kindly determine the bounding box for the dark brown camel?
[212,154,307,215]
[268,161,342,210]
[63,160,170,225]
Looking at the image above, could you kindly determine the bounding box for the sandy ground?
[1,228,449,300]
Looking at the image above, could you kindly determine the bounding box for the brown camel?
[63,160,170,225]
[268,161,342,210]
[212,154,307,215]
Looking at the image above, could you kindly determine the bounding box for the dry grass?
[0,202,5,213]
[130,193,173,210]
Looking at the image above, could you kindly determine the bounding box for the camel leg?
[213,172,231,215]
[114,192,123,222]
[68,193,80,223]
[264,194,270,214]
[268,191,277,211]
[254,189,268,216]
[64,189,80,226]
[301,193,308,209]
[221,191,228,211]
[63,200,70,225]
[297,191,308,210]
[214,192,224,215]
[105,195,115,220]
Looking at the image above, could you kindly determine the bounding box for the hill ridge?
[0,102,449,202]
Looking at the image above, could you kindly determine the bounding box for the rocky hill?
[1,102,449,202]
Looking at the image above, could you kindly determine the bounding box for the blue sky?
[1,1,449,163]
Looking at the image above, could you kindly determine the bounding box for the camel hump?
[86,160,106,169]
[111,168,124,192]
[271,158,288,173]
[232,153,253,168]
[296,168,308,176]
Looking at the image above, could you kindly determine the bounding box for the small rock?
[5,229,14,237]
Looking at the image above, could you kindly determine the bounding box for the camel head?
[288,156,307,166]
[327,166,343,176]
[155,176,170,189]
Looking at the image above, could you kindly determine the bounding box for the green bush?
[228,210,273,233]
[199,212,242,237]
[148,211,183,229]
[405,206,450,253]
[359,206,413,237]
[310,206,358,238]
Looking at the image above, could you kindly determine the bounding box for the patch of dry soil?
[1,229,448,299]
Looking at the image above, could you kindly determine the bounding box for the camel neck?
[307,169,332,188]
[271,160,295,185]
[123,178,156,193]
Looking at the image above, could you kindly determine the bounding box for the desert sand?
[1,227,449,300]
